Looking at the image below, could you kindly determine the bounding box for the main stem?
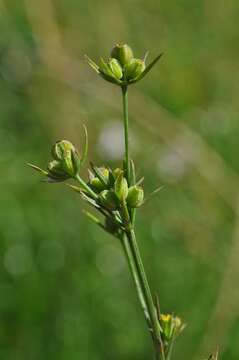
[121,201,163,360]
[129,229,164,360]
[121,85,130,184]
[120,85,163,359]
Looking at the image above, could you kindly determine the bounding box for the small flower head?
[85,43,163,86]
[51,140,81,177]
[127,185,144,208]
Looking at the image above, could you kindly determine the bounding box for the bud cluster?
[86,43,162,86]
[89,167,144,211]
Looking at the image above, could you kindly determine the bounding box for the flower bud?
[127,186,144,208]
[52,140,74,161]
[111,43,134,66]
[108,58,123,80]
[99,190,119,211]
[125,58,145,81]
[114,172,128,202]
[47,160,69,181]
[90,168,109,192]
[51,140,81,177]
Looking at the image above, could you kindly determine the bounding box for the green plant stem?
[120,201,164,360]
[127,228,162,344]
[120,233,151,326]
[121,82,164,360]
[121,85,130,184]
[75,174,98,200]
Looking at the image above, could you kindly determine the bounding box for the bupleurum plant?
[29,43,218,360]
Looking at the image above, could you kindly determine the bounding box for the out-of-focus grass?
[0,0,239,359]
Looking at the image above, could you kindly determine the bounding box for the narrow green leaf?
[82,210,102,226]
[143,186,165,205]
[81,124,88,165]
[130,159,136,185]
[136,177,144,186]
[27,163,48,176]
[84,54,100,73]
[66,183,100,208]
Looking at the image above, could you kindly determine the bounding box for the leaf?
[81,124,88,165]
[130,159,136,185]
[80,191,100,208]
[27,163,48,176]
[66,183,100,208]
[136,177,144,186]
[65,183,83,193]
[143,185,165,205]
[82,210,103,227]
[84,55,100,73]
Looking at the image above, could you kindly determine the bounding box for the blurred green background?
[1,0,239,359]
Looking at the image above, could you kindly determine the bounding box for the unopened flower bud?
[51,140,81,177]
[114,173,128,202]
[90,177,105,192]
[99,190,119,211]
[90,168,109,192]
[125,58,145,81]
[127,185,144,208]
[111,43,134,66]
[108,58,123,80]
[52,140,74,161]
[47,160,69,181]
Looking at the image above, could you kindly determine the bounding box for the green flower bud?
[90,167,109,192]
[108,58,123,80]
[52,140,74,161]
[111,43,134,66]
[99,190,119,211]
[51,140,81,177]
[47,160,69,181]
[127,185,144,208]
[90,177,105,193]
[114,172,128,202]
[125,58,146,81]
